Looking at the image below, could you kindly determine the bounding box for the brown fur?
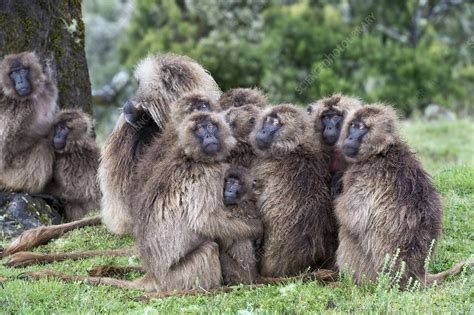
[0,52,58,193]
[100,54,221,235]
[307,94,363,196]
[219,165,260,285]
[45,109,101,221]
[335,104,445,285]
[219,88,267,110]
[134,112,262,292]
[225,105,262,168]
[250,104,336,277]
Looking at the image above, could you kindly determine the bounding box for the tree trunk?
[0,0,92,113]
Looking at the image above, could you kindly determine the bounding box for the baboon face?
[194,118,221,155]
[225,105,260,141]
[307,94,362,147]
[53,110,94,152]
[179,112,236,161]
[0,52,46,100]
[9,65,31,97]
[321,109,343,146]
[340,105,398,161]
[341,119,368,158]
[255,114,282,150]
[223,166,255,206]
[251,104,307,156]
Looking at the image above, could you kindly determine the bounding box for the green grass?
[1,119,473,313]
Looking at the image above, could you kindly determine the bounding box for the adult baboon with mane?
[100,53,222,235]
[335,104,473,285]
[250,104,336,277]
[0,51,58,193]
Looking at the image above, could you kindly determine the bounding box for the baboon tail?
[424,258,473,284]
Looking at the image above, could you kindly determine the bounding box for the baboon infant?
[219,165,260,285]
[307,94,362,196]
[336,104,472,286]
[250,104,336,277]
[134,111,262,292]
[0,51,58,193]
[45,109,101,221]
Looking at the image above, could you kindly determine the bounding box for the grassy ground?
[1,119,473,313]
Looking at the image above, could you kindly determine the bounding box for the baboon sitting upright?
[100,53,222,236]
[335,104,473,286]
[0,52,58,193]
[219,165,260,285]
[250,104,336,277]
[46,109,101,221]
[307,94,362,196]
[133,111,262,292]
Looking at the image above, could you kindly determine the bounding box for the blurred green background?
[82,0,473,142]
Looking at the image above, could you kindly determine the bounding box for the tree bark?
[0,0,92,113]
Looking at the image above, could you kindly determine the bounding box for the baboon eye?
[197,126,205,133]
[207,123,214,130]
[272,118,280,126]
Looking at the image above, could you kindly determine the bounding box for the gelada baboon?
[335,104,473,286]
[134,91,222,190]
[250,104,336,277]
[2,55,221,260]
[0,52,58,193]
[219,165,260,285]
[100,53,222,236]
[133,111,263,292]
[24,112,261,292]
[219,87,267,110]
[45,109,101,221]
[307,94,362,196]
[224,104,262,168]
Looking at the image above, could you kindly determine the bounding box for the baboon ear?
[252,179,257,191]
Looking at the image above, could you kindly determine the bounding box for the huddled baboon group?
[1,51,472,296]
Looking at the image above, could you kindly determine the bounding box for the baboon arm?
[1,216,101,256]
[5,247,136,268]
[193,210,262,241]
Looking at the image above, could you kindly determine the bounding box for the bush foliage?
[115,0,473,115]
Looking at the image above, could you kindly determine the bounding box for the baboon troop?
[0,52,99,221]
[2,51,472,296]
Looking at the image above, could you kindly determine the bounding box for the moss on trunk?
[0,0,92,113]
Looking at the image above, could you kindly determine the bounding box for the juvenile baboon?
[307,94,362,196]
[250,104,336,277]
[0,52,58,193]
[219,88,267,110]
[335,104,473,285]
[219,165,260,285]
[45,109,101,221]
[100,53,221,235]
[224,105,262,168]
